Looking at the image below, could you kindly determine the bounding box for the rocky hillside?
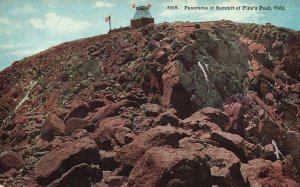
[0,20,299,186]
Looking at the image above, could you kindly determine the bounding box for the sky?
[0,0,299,71]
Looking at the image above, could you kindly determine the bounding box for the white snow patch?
[198,61,209,82]
[267,52,274,60]
[272,140,284,160]
[15,80,37,111]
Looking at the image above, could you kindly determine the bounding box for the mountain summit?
[0,21,299,186]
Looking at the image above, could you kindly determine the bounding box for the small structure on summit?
[266,23,272,26]
[131,5,154,28]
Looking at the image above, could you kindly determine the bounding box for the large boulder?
[241,159,298,187]
[116,126,189,166]
[91,100,130,122]
[65,117,95,134]
[41,113,65,141]
[181,107,229,131]
[64,103,91,122]
[35,137,100,186]
[211,131,247,162]
[49,163,103,187]
[154,111,180,127]
[203,146,246,187]
[143,103,163,117]
[128,147,212,187]
[224,102,247,135]
[0,151,25,173]
[91,117,132,150]
[162,27,249,118]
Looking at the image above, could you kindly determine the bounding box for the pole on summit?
[105,15,111,31]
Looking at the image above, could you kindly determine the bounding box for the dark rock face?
[0,21,299,186]
[162,26,249,118]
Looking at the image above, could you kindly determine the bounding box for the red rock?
[161,62,179,106]
[154,111,180,126]
[116,126,189,166]
[261,67,276,81]
[71,129,89,140]
[128,147,212,187]
[261,144,277,160]
[143,103,163,117]
[48,163,103,187]
[176,32,190,42]
[182,107,229,131]
[35,137,100,186]
[44,91,61,109]
[249,42,259,52]
[154,50,168,64]
[93,81,112,91]
[211,131,247,161]
[224,102,247,135]
[253,70,260,77]
[87,99,106,111]
[0,129,8,143]
[199,107,229,127]
[99,117,132,129]
[91,100,129,122]
[178,137,205,151]
[64,103,90,122]
[92,117,132,150]
[250,59,260,71]
[99,151,120,171]
[14,116,29,125]
[65,117,95,134]
[241,159,298,187]
[123,91,147,104]
[160,42,171,51]
[265,92,274,105]
[153,33,165,42]
[101,176,128,187]
[149,40,160,50]
[247,71,255,80]
[203,146,246,186]
[35,114,44,123]
[136,118,154,129]
[34,84,43,94]
[249,92,277,119]
[284,155,297,180]
[272,40,283,49]
[3,168,19,178]
[283,131,300,173]
[0,151,25,173]
[290,83,300,93]
[258,116,286,146]
[41,113,65,141]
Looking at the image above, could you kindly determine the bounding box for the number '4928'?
[167,6,178,10]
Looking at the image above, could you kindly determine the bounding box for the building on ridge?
[131,6,154,28]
